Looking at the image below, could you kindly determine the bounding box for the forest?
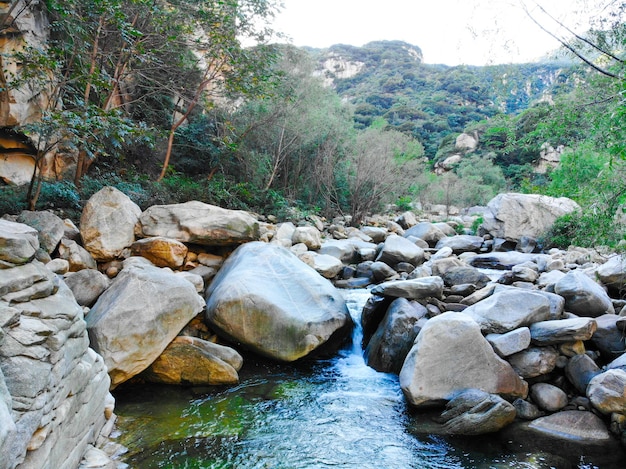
[0,0,624,248]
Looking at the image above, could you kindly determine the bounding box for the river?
[112,290,623,468]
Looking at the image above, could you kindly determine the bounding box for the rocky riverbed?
[1,187,625,468]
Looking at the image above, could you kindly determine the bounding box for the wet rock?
[205,242,352,362]
[143,336,242,386]
[438,389,516,435]
[400,312,527,407]
[365,298,427,374]
[513,398,543,420]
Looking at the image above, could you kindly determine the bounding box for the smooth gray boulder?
[365,298,428,374]
[530,383,568,412]
[299,252,344,279]
[64,269,111,307]
[596,254,625,289]
[434,235,483,253]
[375,234,425,267]
[80,186,142,261]
[462,290,553,334]
[441,265,490,289]
[318,239,377,264]
[486,327,531,357]
[403,222,446,247]
[292,226,322,250]
[400,312,528,407]
[529,317,597,345]
[438,389,516,435]
[371,276,444,300]
[508,346,559,379]
[589,314,626,360]
[205,242,352,362]
[137,200,260,246]
[555,270,613,317]
[481,193,580,242]
[17,210,65,254]
[86,260,205,388]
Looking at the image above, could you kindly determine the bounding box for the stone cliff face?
[0,220,114,469]
[0,1,72,185]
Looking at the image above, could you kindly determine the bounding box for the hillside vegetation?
[0,1,624,248]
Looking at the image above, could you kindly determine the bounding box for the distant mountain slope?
[305,40,584,157]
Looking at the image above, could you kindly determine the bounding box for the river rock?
[530,383,568,412]
[375,234,425,268]
[462,290,552,334]
[369,261,398,282]
[16,210,65,254]
[529,317,597,345]
[0,219,39,266]
[589,314,626,360]
[299,252,344,279]
[291,226,321,250]
[371,276,444,300]
[555,270,613,317]
[361,294,394,346]
[57,239,97,272]
[142,336,243,386]
[400,312,528,407]
[365,298,428,374]
[438,389,516,435]
[587,369,626,415]
[434,235,483,254]
[403,222,446,247]
[566,354,602,394]
[469,251,550,270]
[205,242,352,362]
[86,260,205,388]
[80,187,142,262]
[508,346,559,379]
[481,193,580,242]
[441,265,490,289]
[64,269,111,307]
[319,239,377,264]
[360,226,388,243]
[137,201,260,246]
[486,327,531,357]
[130,236,188,269]
[513,398,543,420]
[596,254,625,289]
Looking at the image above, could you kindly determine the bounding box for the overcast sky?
[270,0,598,65]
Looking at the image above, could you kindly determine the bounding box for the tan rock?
[131,236,188,269]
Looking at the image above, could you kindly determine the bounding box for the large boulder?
[16,210,65,254]
[587,369,626,415]
[0,219,39,266]
[130,236,188,269]
[142,336,243,386]
[555,270,613,317]
[375,234,425,267]
[80,187,142,262]
[434,235,484,254]
[64,269,111,307]
[596,254,625,290]
[403,222,446,247]
[371,276,444,300]
[400,312,528,407]
[461,290,554,334]
[86,259,205,388]
[481,193,580,242]
[205,242,352,362]
[137,201,259,246]
[365,298,427,374]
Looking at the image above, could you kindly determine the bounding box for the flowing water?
[113,290,624,469]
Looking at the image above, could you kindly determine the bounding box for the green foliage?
[542,210,624,249]
[0,186,28,215]
[395,196,413,212]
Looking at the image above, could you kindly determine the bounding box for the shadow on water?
[113,290,626,469]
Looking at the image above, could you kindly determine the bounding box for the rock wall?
[0,220,113,469]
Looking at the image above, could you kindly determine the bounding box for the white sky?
[270,0,598,65]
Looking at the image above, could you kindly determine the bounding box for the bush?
[0,185,28,215]
[542,210,624,249]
